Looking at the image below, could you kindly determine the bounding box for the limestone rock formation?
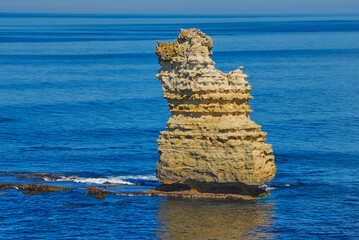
[155,29,276,192]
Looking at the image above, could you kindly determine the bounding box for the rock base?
[86,184,270,200]
[1,172,269,200]
[141,189,269,200]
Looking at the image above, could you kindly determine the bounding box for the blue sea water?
[0,13,358,239]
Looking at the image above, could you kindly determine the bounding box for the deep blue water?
[0,13,358,239]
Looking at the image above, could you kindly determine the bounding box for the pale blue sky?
[0,0,358,14]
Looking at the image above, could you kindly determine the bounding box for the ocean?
[0,13,358,239]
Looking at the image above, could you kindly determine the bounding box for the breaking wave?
[42,175,157,185]
[260,184,278,191]
[260,184,291,191]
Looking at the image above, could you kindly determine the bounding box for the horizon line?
[1,12,359,18]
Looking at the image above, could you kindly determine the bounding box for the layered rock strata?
[155,29,276,192]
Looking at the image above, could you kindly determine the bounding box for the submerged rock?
[0,183,71,194]
[84,186,268,200]
[155,29,276,191]
[86,187,115,197]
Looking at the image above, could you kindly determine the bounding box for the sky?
[0,0,358,15]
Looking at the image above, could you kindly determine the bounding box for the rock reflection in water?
[156,199,275,240]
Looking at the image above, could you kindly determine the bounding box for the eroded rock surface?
[155,28,276,191]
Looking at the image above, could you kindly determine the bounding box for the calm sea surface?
[0,13,358,239]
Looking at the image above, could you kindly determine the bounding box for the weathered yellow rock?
[155,29,276,191]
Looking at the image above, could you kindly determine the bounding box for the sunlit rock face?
[155,28,276,191]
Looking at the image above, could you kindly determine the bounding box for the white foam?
[59,176,133,185]
[122,175,157,181]
[259,184,278,191]
[42,174,156,185]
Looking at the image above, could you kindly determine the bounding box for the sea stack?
[155,29,276,193]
